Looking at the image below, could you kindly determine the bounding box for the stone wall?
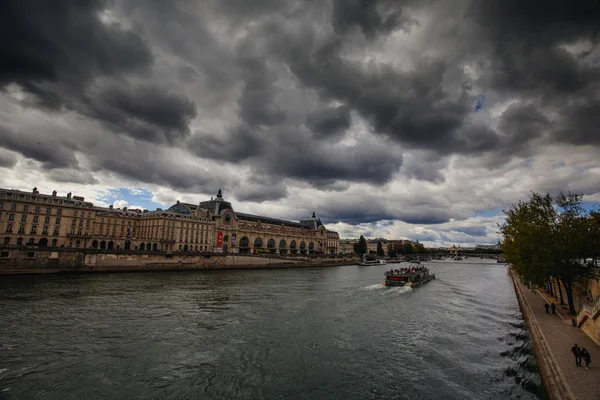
[547,273,600,347]
[0,248,355,274]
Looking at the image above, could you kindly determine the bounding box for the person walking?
[581,348,591,369]
[544,303,549,314]
[551,303,556,314]
[571,344,582,367]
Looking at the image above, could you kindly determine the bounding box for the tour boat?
[384,264,435,287]
[358,255,387,266]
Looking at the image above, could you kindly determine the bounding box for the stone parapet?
[0,248,352,275]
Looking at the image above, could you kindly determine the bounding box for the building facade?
[0,187,338,254]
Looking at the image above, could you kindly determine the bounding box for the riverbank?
[509,266,600,400]
[0,247,357,275]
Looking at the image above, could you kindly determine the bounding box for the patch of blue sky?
[473,94,485,112]
[473,208,503,217]
[581,201,600,213]
[98,188,164,210]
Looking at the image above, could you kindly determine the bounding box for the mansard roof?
[168,202,197,215]
[235,212,308,229]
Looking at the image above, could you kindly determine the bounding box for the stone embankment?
[0,247,356,275]
[510,267,600,400]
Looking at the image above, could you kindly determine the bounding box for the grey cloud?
[0,0,197,144]
[0,149,18,168]
[306,105,351,140]
[0,125,78,169]
[331,0,420,39]
[448,226,487,237]
[472,0,600,148]
[268,26,502,156]
[234,178,289,203]
[45,169,99,185]
[0,0,152,109]
[83,83,197,143]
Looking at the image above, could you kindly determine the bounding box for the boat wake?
[383,286,412,295]
[361,283,385,291]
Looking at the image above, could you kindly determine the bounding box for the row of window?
[5,225,58,235]
[0,203,94,217]
[3,237,58,246]
[6,214,61,224]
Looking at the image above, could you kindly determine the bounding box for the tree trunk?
[557,278,565,305]
[552,278,559,300]
[563,280,576,315]
[548,279,554,297]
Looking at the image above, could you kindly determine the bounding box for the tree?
[353,235,368,256]
[377,241,385,257]
[403,242,414,254]
[413,241,426,254]
[500,192,591,314]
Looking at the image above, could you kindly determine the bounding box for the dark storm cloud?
[83,83,197,143]
[190,126,403,189]
[0,0,196,143]
[306,105,351,140]
[0,0,152,108]
[315,196,451,226]
[234,178,289,203]
[472,0,600,147]
[267,26,501,156]
[331,0,420,38]
[2,0,600,228]
[86,140,221,194]
[0,125,78,169]
[46,169,99,185]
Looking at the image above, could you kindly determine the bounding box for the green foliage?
[403,242,414,254]
[413,241,425,254]
[500,192,593,314]
[377,241,385,256]
[353,235,368,256]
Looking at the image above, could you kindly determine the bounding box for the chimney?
[67,192,72,199]
[52,190,57,197]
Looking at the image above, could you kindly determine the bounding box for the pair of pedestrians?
[571,343,592,369]
[544,302,556,314]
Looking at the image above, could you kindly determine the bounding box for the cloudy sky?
[1,0,599,247]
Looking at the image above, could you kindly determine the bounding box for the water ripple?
[0,262,546,399]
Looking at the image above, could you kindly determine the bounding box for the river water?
[0,259,546,400]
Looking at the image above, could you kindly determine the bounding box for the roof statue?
[312,211,316,218]
[217,189,223,199]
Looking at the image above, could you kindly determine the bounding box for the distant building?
[0,187,339,254]
[339,239,357,255]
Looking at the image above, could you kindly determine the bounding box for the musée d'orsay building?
[0,187,339,255]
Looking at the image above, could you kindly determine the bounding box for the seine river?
[0,259,546,399]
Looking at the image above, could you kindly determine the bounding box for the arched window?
[254,237,263,248]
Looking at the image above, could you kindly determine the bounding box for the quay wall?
[0,247,355,275]
[509,267,574,400]
[546,275,600,347]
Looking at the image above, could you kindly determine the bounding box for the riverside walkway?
[512,272,600,400]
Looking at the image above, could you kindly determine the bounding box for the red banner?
[217,232,223,246]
